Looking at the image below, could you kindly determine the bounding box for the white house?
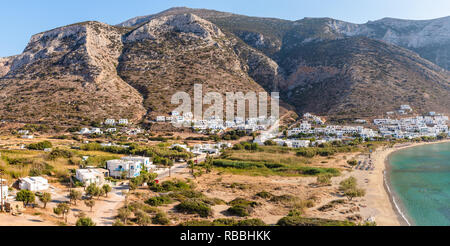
[400,105,412,111]
[21,135,34,139]
[104,119,116,125]
[121,156,153,169]
[292,140,311,148]
[76,169,107,186]
[156,116,166,122]
[118,119,129,125]
[107,160,141,179]
[90,128,103,135]
[19,177,49,192]
[18,130,30,135]
[107,156,154,179]
[79,128,91,135]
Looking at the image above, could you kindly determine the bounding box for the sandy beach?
[360,139,450,226]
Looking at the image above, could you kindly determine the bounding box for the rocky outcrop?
[125,14,224,45]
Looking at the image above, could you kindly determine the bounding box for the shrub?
[227,205,251,217]
[152,212,171,225]
[316,174,332,186]
[179,218,267,226]
[277,215,355,226]
[347,160,358,166]
[339,177,357,192]
[255,191,273,199]
[175,199,212,218]
[149,180,191,193]
[296,148,317,158]
[227,198,259,217]
[76,217,96,226]
[48,149,73,160]
[28,141,52,150]
[145,195,174,206]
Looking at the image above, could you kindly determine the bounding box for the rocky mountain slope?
[0,8,449,126]
[118,8,450,117]
[0,22,147,125]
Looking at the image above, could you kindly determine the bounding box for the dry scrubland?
[0,135,400,226]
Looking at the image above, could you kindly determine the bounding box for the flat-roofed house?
[105,119,116,125]
[19,177,50,192]
[76,169,107,186]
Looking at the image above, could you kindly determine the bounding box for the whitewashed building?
[107,156,154,179]
[118,119,129,125]
[19,177,49,192]
[76,169,107,185]
[104,119,116,125]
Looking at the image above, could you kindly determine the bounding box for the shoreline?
[361,139,450,226]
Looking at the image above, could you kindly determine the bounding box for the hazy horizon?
[1,0,449,57]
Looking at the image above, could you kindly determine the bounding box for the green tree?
[204,155,213,174]
[27,141,52,150]
[102,184,112,197]
[69,190,82,205]
[84,199,95,212]
[76,217,96,226]
[16,190,35,207]
[188,160,195,175]
[339,177,357,192]
[347,160,358,167]
[344,188,366,201]
[316,174,332,186]
[86,184,100,199]
[39,192,51,209]
[53,203,70,223]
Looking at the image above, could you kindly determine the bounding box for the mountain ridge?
[0,8,449,126]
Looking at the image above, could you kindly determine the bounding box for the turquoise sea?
[388,142,450,226]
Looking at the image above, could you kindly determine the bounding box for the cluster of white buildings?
[287,122,378,139]
[156,111,278,133]
[170,142,232,155]
[100,142,130,149]
[79,127,142,136]
[303,113,325,124]
[79,128,104,135]
[191,142,232,155]
[374,113,449,139]
[104,119,129,126]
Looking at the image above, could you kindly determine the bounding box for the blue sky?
[1,0,449,57]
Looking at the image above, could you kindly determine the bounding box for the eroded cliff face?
[0,22,146,125]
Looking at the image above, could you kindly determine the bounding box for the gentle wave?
[383,170,412,226]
